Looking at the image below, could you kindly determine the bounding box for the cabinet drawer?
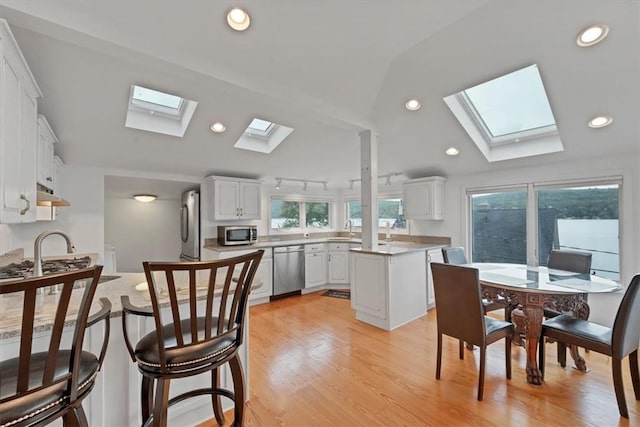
[328,243,349,252]
[304,243,326,254]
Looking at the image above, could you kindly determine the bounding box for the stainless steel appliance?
[272,245,305,299]
[180,190,200,261]
[217,225,257,246]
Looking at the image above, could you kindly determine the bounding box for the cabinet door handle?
[46,176,52,182]
[19,194,30,215]
[239,207,243,216]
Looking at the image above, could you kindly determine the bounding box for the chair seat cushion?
[485,317,514,345]
[0,351,99,426]
[542,315,613,356]
[135,317,237,374]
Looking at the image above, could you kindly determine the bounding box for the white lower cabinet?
[426,248,444,309]
[202,247,272,304]
[351,250,427,331]
[328,243,350,284]
[304,243,327,288]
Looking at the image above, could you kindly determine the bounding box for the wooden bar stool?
[0,266,111,427]
[121,250,263,427]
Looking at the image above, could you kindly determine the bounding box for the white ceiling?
[0,0,638,192]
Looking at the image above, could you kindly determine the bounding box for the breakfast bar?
[0,273,260,426]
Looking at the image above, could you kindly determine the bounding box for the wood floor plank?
[198,291,638,426]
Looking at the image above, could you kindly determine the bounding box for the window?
[469,189,527,263]
[463,65,556,141]
[234,117,294,153]
[125,84,197,137]
[345,197,407,232]
[444,64,563,162]
[271,199,330,231]
[536,183,620,280]
[468,179,621,280]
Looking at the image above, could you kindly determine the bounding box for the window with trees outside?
[346,197,407,232]
[271,199,331,230]
[468,179,620,280]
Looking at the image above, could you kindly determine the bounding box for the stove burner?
[0,256,92,280]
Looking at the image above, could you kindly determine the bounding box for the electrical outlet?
[303,232,310,238]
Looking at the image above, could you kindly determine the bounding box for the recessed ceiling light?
[227,8,250,31]
[577,24,609,47]
[210,122,226,133]
[588,115,613,128]
[133,195,157,203]
[405,99,421,111]
[445,147,460,156]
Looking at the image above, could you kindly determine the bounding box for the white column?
[359,130,378,250]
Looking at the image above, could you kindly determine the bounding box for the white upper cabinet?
[402,176,445,220]
[205,176,261,221]
[0,19,43,224]
[36,115,58,190]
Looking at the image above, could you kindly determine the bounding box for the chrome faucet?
[34,230,75,277]
[345,220,354,237]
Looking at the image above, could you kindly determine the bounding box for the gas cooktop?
[0,256,92,280]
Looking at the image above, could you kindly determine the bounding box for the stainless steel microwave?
[217,225,258,246]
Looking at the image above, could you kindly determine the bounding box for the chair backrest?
[431,262,486,346]
[143,250,263,369]
[441,247,468,265]
[0,266,104,402]
[611,274,640,359]
[547,249,592,274]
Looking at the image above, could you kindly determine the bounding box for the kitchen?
[0,1,639,425]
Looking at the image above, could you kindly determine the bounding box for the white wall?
[104,197,182,272]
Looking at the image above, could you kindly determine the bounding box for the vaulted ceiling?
[1,0,638,189]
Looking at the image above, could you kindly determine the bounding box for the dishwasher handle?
[274,245,305,253]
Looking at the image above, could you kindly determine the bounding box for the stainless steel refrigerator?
[180,190,200,261]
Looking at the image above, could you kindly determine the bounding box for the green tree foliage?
[306,202,329,227]
[472,188,618,219]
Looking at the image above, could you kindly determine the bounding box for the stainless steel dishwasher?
[272,245,305,299]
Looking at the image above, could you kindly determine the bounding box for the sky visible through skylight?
[248,118,272,132]
[132,85,183,109]
[464,65,556,137]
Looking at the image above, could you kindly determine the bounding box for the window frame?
[344,192,409,235]
[129,85,186,120]
[466,177,622,280]
[270,195,333,233]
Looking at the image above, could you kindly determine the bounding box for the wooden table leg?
[522,298,544,386]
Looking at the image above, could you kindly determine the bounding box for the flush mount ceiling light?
[445,147,460,156]
[210,122,226,133]
[588,115,613,128]
[227,8,250,31]
[577,24,609,47]
[405,99,421,111]
[133,194,157,203]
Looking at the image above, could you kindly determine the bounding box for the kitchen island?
[0,272,260,426]
[350,242,445,331]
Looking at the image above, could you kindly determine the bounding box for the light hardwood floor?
[198,291,638,426]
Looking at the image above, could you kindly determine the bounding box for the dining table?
[470,263,622,385]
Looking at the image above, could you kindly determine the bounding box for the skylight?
[462,65,556,140]
[132,85,183,110]
[234,117,293,154]
[248,118,273,132]
[444,64,563,162]
[125,84,197,137]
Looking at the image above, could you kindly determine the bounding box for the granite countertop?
[204,235,450,254]
[349,242,447,256]
[0,272,262,340]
